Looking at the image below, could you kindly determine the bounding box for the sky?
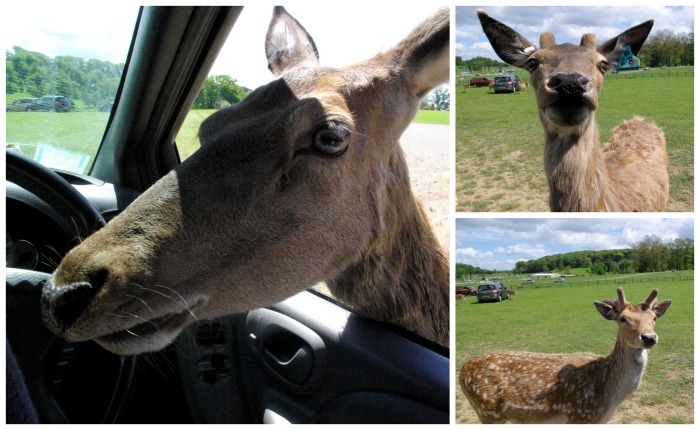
[456,6,694,62]
[3,2,445,90]
[455,218,694,271]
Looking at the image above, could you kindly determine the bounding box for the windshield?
[495,76,510,83]
[478,285,496,291]
[5,5,138,174]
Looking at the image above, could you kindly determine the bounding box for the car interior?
[5,6,449,424]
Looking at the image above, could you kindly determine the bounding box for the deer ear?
[265,6,320,77]
[383,7,449,98]
[598,20,654,64]
[653,299,672,319]
[594,301,619,321]
[477,10,536,69]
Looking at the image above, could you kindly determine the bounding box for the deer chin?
[544,98,594,127]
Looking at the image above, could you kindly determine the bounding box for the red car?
[469,77,493,87]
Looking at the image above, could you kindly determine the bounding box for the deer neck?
[542,115,614,211]
[327,149,449,346]
[595,334,649,421]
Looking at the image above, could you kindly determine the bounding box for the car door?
[172,291,449,423]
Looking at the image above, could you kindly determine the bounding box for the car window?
[5,5,138,174]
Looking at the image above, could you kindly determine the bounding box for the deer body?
[40,7,450,355]
[478,11,669,212]
[460,288,672,424]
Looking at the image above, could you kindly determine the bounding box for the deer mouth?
[94,299,205,355]
[545,96,595,127]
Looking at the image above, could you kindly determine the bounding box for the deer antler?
[644,289,659,307]
[616,287,627,306]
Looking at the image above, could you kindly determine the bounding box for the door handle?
[246,308,326,394]
[263,344,313,385]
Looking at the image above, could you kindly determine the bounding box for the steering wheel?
[5,149,134,423]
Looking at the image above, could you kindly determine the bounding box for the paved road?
[399,123,450,252]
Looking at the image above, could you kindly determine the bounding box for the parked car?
[493,75,519,93]
[457,286,477,296]
[554,278,565,283]
[27,95,72,112]
[99,101,114,112]
[476,282,509,303]
[6,98,38,112]
[468,77,493,87]
[522,279,535,285]
[644,66,651,71]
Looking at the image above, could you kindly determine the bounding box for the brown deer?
[40,7,450,355]
[517,80,529,94]
[460,287,672,423]
[478,11,669,212]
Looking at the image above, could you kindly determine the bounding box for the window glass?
[5,5,138,174]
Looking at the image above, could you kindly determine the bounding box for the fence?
[507,274,693,289]
[607,71,694,79]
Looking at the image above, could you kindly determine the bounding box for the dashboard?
[5,172,141,273]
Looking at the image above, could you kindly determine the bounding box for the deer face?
[41,7,448,355]
[594,288,672,350]
[524,36,608,128]
[476,10,654,130]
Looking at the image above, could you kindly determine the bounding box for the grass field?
[455,67,694,212]
[455,271,694,424]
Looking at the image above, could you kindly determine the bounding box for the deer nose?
[547,73,589,97]
[41,270,107,334]
[641,333,658,346]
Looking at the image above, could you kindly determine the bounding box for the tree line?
[457,235,693,279]
[6,46,248,110]
[456,27,693,73]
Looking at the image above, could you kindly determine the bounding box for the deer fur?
[40,7,450,355]
[478,10,669,212]
[460,287,672,424]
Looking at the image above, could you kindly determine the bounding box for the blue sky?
[456,6,694,62]
[455,218,694,271]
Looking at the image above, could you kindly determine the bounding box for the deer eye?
[619,316,627,324]
[598,61,609,74]
[312,122,350,156]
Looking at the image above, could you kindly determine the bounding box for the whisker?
[154,284,199,321]
[126,294,155,314]
[129,283,198,321]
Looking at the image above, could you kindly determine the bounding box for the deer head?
[41,7,449,355]
[594,287,672,349]
[477,10,653,130]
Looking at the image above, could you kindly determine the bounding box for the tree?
[619,259,634,273]
[424,86,450,111]
[591,262,606,276]
[193,75,247,109]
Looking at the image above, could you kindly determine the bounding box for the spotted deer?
[478,10,669,212]
[40,7,450,355]
[460,288,672,423]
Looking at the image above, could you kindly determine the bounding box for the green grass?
[6,111,110,173]
[455,271,694,424]
[455,67,694,212]
[413,109,449,125]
